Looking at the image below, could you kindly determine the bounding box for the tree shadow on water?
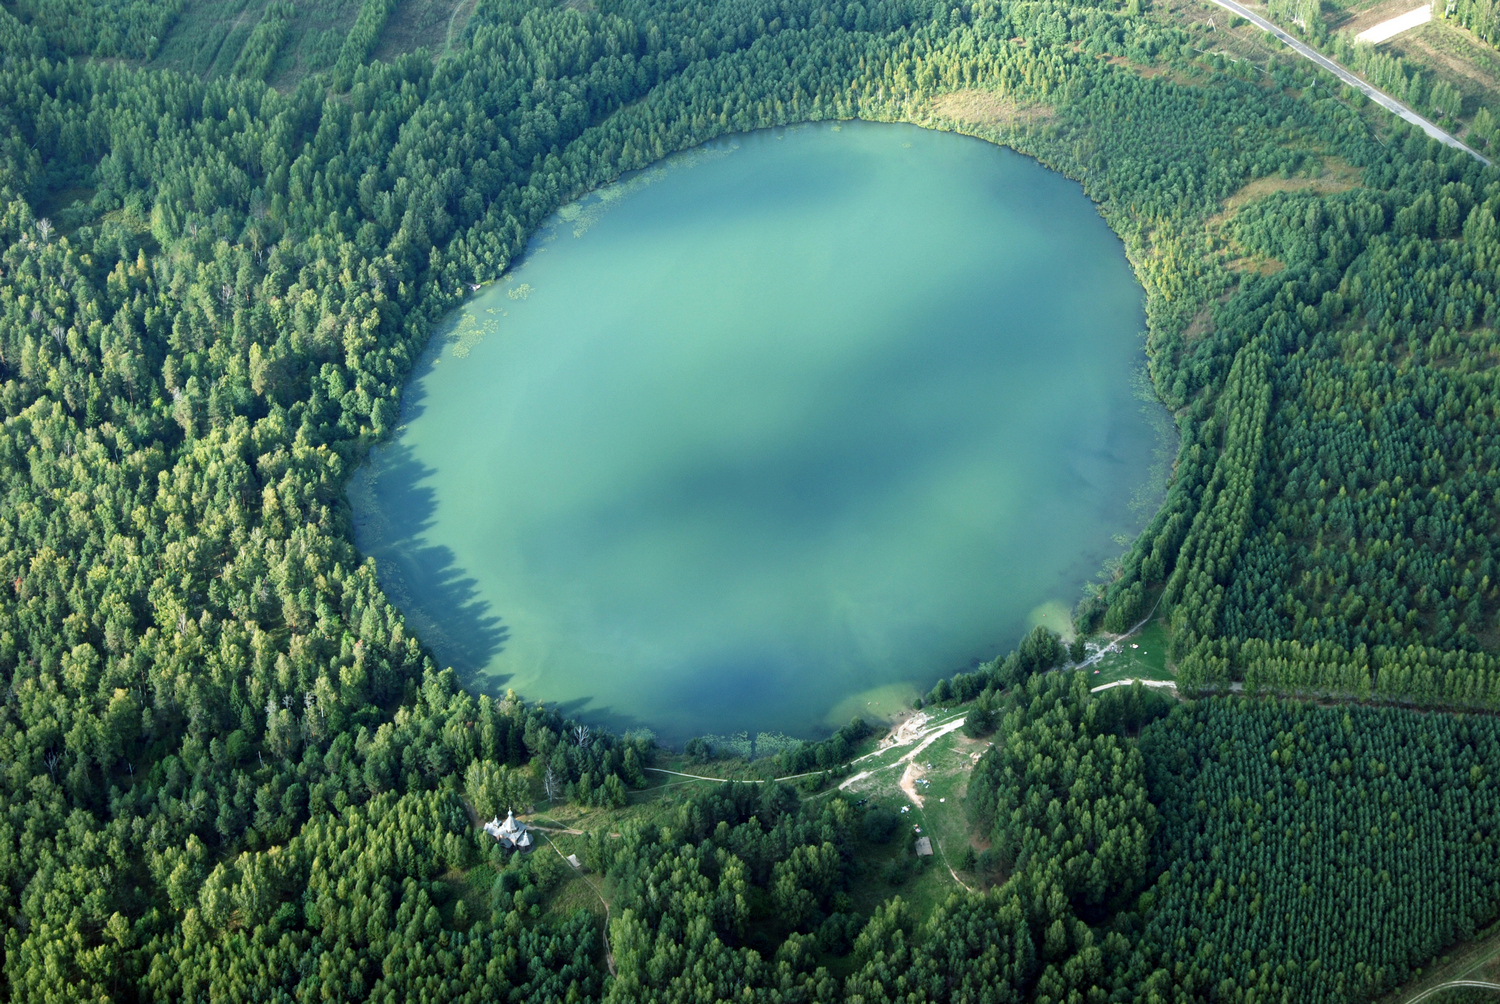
[548,697,666,743]
[349,438,510,694]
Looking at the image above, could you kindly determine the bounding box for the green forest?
[1,0,1499,998]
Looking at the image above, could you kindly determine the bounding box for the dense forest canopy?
[0,0,1499,998]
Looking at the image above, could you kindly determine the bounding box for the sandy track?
[1090,677,1179,693]
[898,762,925,806]
[1355,5,1429,43]
[840,715,969,792]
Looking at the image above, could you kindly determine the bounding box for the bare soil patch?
[1182,283,1239,346]
[1184,303,1216,343]
[1206,157,1359,279]
[1104,52,1206,86]
[1219,156,1363,214]
[1106,53,1169,77]
[899,761,926,807]
[1333,0,1426,35]
[880,711,931,749]
[929,90,1054,130]
[1226,255,1286,276]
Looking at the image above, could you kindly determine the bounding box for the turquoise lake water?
[348,121,1170,745]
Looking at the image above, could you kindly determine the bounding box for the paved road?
[1204,0,1491,165]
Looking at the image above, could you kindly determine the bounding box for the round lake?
[349,122,1169,746]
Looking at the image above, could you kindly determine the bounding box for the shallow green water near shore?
[349,121,1168,744]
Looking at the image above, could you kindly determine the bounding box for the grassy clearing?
[834,709,981,920]
[1086,618,1174,687]
[150,0,267,79]
[263,0,366,86]
[1218,155,1364,213]
[535,840,608,922]
[903,733,992,876]
[927,88,1056,130]
[373,0,473,62]
[543,872,605,920]
[435,859,501,924]
[146,0,434,85]
[483,709,994,934]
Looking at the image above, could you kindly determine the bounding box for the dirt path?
[443,0,477,54]
[644,766,827,784]
[898,762,925,806]
[645,767,741,782]
[1077,594,1166,669]
[840,716,969,791]
[1401,980,1500,1004]
[1090,677,1179,694]
[1374,919,1500,1004]
[534,830,615,976]
[1200,0,1489,163]
[878,712,934,750]
[640,712,973,799]
[902,718,969,763]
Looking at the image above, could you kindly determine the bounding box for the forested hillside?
[0,0,1498,997]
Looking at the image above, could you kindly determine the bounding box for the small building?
[914,836,933,857]
[483,810,534,851]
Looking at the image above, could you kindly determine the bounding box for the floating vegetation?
[557,142,739,239]
[697,730,803,760]
[564,167,667,238]
[446,309,499,358]
[750,731,801,759]
[700,731,753,759]
[506,283,532,300]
